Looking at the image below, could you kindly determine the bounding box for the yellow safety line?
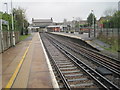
[5,42,31,88]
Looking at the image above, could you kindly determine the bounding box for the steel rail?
[45,33,120,90]
[47,34,120,76]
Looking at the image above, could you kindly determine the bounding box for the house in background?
[97,17,107,28]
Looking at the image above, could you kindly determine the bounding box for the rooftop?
[32,18,53,23]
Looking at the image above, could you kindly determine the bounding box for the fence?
[97,28,119,37]
[97,28,120,51]
[0,31,20,53]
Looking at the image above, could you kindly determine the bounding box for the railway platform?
[51,32,118,59]
[2,32,58,88]
[51,32,107,51]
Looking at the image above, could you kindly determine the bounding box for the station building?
[32,18,53,32]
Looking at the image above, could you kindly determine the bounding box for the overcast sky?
[1,0,120,23]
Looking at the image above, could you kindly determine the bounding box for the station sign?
[0,19,8,25]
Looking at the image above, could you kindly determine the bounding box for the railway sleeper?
[60,67,77,70]
[55,60,70,63]
[59,64,75,67]
[62,70,80,74]
[56,62,72,65]
[70,82,94,88]
[67,78,88,82]
[65,73,83,77]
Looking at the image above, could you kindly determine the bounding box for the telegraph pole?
[11,0,15,46]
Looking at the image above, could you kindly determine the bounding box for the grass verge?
[20,34,31,41]
[97,37,118,53]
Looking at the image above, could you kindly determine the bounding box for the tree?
[13,7,29,35]
[102,11,120,28]
[87,13,96,26]
[63,18,67,25]
[0,12,2,19]
[75,17,81,22]
[1,12,13,31]
[24,19,29,35]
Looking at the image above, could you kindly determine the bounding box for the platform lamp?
[91,10,96,37]
[4,3,8,13]
[11,0,15,46]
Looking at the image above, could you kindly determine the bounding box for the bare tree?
[63,18,67,26]
[75,17,81,22]
[104,8,117,16]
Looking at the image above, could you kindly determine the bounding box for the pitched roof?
[32,18,53,23]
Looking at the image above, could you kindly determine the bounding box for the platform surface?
[2,32,54,88]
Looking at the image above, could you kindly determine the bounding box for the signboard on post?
[0,19,8,53]
[0,19,8,25]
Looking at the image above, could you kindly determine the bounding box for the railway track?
[40,33,120,90]
[48,33,120,72]
[46,33,120,88]
[47,33,120,74]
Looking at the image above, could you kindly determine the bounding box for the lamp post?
[4,3,8,13]
[73,17,74,31]
[91,10,96,37]
[11,0,15,46]
[118,1,120,11]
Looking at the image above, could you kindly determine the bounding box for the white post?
[4,2,10,47]
[11,0,15,46]
[7,22,10,47]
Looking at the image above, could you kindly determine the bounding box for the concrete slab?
[96,67,112,75]
[2,74,12,87]
[31,62,49,72]
[27,72,53,88]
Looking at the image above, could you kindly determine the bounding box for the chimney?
[32,18,34,22]
[51,17,53,22]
